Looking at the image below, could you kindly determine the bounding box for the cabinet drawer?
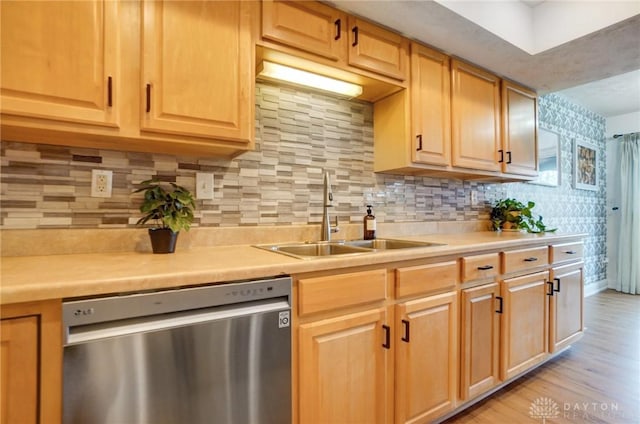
[550,242,584,264]
[395,261,458,298]
[502,246,549,274]
[461,253,500,282]
[298,269,387,316]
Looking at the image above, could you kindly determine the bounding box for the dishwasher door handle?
[66,299,290,346]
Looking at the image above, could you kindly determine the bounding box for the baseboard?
[584,279,608,297]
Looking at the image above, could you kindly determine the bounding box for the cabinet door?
[451,60,501,172]
[348,17,409,81]
[262,0,346,61]
[141,0,253,142]
[500,271,549,380]
[1,316,39,424]
[502,81,538,176]
[299,307,392,424]
[549,263,584,353]
[395,291,457,423]
[460,283,500,401]
[0,0,118,127]
[410,44,451,166]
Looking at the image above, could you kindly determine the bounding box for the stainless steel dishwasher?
[62,276,292,424]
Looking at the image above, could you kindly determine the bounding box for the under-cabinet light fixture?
[257,61,363,98]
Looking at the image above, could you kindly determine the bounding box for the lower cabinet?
[549,262,584,352]
[500,271,550,380]
[1,300,62,424]
[460,282,500,400]
[395,291,458,423]
[298,307,392,424]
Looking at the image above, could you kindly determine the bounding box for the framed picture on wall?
[573,139,598,191]
[530,129,560,186]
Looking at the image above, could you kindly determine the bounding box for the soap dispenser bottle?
[364,205,376,240]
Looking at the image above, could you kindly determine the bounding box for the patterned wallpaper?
[0,85,606,285]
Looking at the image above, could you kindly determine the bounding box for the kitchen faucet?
[321,171,339,241]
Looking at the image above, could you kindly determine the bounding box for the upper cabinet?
[501,81,538,177]
[451,60,502,173]
[262,0,346,62]
[347,17,409,81]
[410,44,451,167]
[261,1,408,83]
[0,0,119,127]
[1,0,255,157]
[141,0,253,143]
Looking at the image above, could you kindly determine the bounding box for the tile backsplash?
[0,84,606,285]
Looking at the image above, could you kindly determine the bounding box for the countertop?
[0,231,585,305]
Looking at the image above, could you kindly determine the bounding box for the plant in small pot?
[490,198,556,233]
[135,180,196,254]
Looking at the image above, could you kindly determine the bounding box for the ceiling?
[328,0,640,117]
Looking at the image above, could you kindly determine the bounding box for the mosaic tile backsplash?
[0,84,606,285]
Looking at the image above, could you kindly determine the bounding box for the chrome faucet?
[321,171,339,241]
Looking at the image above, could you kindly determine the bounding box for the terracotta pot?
[148,228,179,254]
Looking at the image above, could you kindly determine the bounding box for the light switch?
[196,172,214,200]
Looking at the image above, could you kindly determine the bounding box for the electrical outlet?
[91,169,113,198]
[196,172,214,200]
[470,190,478,206]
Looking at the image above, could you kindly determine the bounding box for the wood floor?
[444,290,640,424]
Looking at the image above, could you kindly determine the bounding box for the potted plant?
[135,180,196,253]
[490,198,556,233]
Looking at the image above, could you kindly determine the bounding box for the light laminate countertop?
[0,231,584,305]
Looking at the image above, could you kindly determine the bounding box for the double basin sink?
[255,238,445,260]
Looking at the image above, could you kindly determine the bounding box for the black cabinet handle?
[145,84,151,113]
[498,149,504,163]
[547,281,555,296]
[554,277,561,293]
[565,250,577,255]
[495,296,503,314]
[352,26,359,47]
[416,134,423,151]
[334,19,341,40]
[524,257,538,262]
[382,324,391,349]
[506,151,512,164]
[107,76,113,107]
[477,265,494,270]
[401,319,410,343]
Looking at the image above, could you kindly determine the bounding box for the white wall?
[606,111,640,138]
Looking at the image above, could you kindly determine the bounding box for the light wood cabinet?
[2,0,255,157]
[298,307,392,424]
[0,0,119,127]
[460,282,501,401]
[500,270,549,380]
[451,60,502,172]
[262,0,346,62]
[347,17,409,81]
[261,1,408,82]
[141,0,254,142]
[410,44,451,166]
[549,262,584,353]
[501,81,538,177]
[1,300,62,424]
[395,291,458,423]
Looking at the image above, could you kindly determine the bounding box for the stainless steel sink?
[254,239,445,260]
[345,239,445,250]
[255,241,372,260]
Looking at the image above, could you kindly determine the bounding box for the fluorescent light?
[258,61,363,98]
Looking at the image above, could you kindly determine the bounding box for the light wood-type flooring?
[444,289,640,424]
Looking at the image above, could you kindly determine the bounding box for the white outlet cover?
[196,172,214,200]
[91,169,113,198]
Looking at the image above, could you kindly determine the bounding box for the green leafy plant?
[490,198,556,233]
[135,180,196,233]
